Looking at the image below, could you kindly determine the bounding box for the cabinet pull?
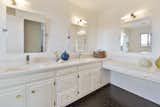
[16,95,22,99]
[31,90,36,94]
[77,91,80,94]
[54,101,56,106]
[53,81,56,86]
[77,75,80,78]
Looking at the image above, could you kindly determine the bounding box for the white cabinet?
[56,73,78,107]
[91,69,102,91]
[57,88,77,107]
[26,79,54,107]
[0,61,104,107]
[0,86,25,107]
[101,69,110,86]
[78,63,102,98]
[78,70,92,97]
[56,63,103,106]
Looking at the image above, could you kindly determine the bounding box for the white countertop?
[0,58,104,78]
[103,59,160,84]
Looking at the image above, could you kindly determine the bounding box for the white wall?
[6,8,47,53]
[96,1,160,58]
[5,0,98,54]
[7,15,24,53]
[68,4,98,53]
[98,1,160,105]
[0,0,98,62]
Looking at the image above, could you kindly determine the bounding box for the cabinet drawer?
[0,86,25,107]
[26,79,54,107]
[78,63,102,71]
[56,73,78,93]
[0,72,54,89]
[57,88,77,107]
[56,67,77,76]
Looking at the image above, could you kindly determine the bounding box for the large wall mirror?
[120,18,152,53]
[70,24,88,53]
[6,6,47,54]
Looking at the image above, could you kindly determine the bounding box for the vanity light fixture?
[11,0,16,5]
[131,13,136,19]
[121,9,146,22]
[72,16,87,26]
[9,0,29,7]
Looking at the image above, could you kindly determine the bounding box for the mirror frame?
[120,17,152,54]
[6,6,48,54]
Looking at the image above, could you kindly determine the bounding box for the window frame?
[140,32,152,48]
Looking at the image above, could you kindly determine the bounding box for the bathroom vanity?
[0,58,109,107]
[103,59,160,105]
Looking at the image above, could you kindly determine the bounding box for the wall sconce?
[72,16,88,27]
[121,9,146,22]
[11,0,16,5]
[8,0,30,8]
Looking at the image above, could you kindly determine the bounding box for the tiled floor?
[67,84,160,107]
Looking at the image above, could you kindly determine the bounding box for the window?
[140,33,151,48]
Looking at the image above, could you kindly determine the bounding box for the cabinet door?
[56,73,78,107]
[27,79,54,107]
[78,70,92,97]
[57,88,77,107]
[91,69,102,91]
[101,69,110,86]
[0,86,25,107]
[56,73,78,92]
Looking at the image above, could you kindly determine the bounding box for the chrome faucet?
[54,51,60,62]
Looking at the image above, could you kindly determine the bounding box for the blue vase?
[61,51,70,61]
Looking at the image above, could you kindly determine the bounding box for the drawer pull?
[16,95,22,99]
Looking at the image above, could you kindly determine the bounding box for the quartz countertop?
[103,59,160,84]
[0,57,105,78]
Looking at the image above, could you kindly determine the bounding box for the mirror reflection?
[120,18,152,53]
[70,25,88,53]
[6,7,47,54]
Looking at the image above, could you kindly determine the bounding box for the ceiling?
[68,0,153,13]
